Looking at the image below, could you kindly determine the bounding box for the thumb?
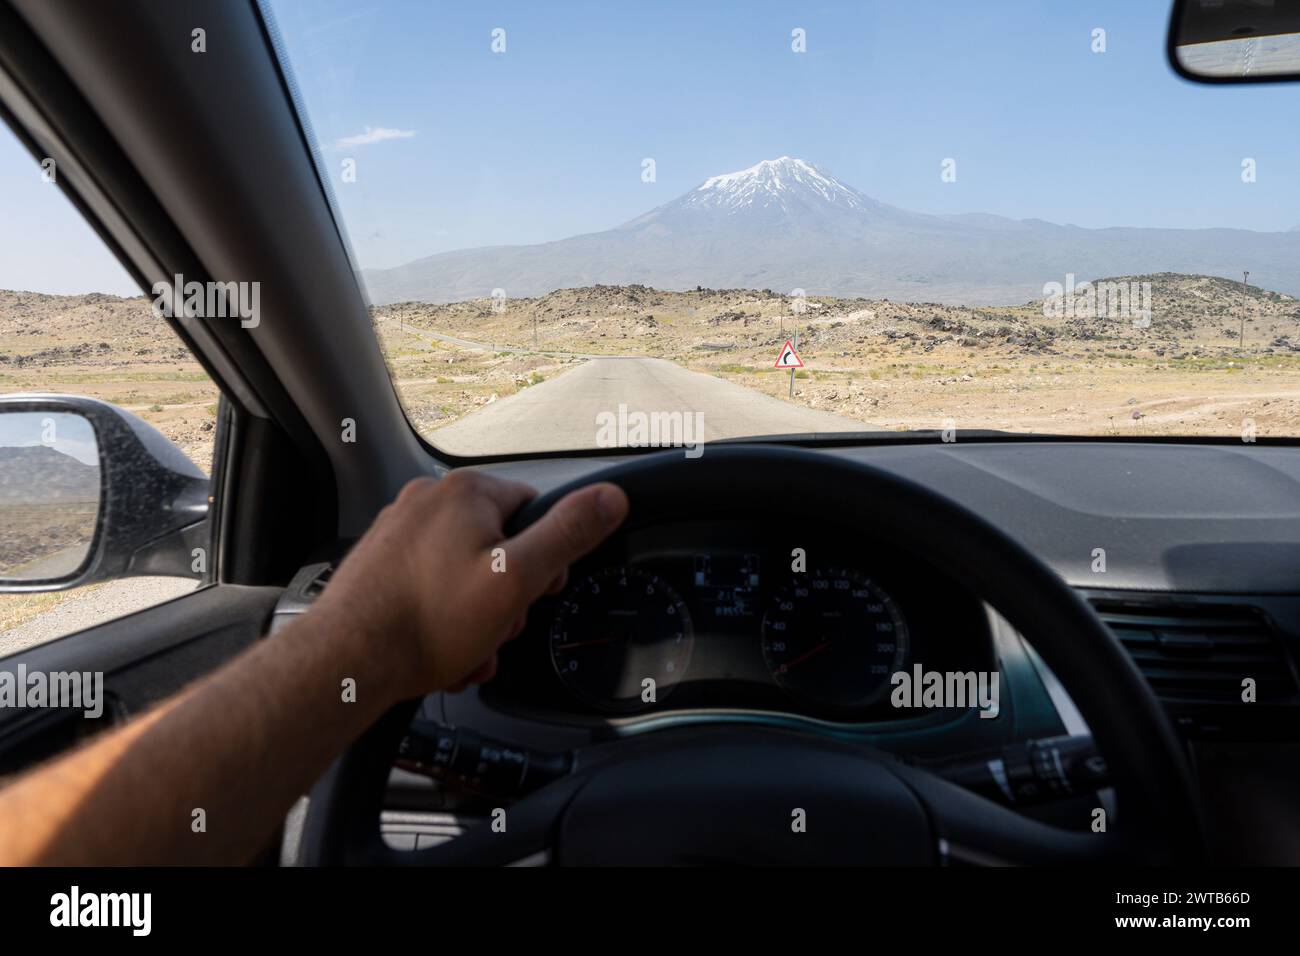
[504,482,629,598]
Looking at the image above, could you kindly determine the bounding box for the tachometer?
[550,567,693,711]
[761,567,908,710]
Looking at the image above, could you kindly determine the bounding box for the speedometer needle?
[555,637,623,651]
[779,640,831,672]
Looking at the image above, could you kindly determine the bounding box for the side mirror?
[1169,0,1300,82]
[0,395,209,593]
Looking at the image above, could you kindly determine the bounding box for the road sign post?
[773,334,803,398]
[790,332,797,398]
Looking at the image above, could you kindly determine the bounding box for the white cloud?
[332,126,416,149]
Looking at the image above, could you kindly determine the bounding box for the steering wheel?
[300,445,1205,865]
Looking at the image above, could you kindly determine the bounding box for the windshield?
[265,0,1300,457]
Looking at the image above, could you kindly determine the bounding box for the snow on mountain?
[679,157,869,214]
[618,156,929,237]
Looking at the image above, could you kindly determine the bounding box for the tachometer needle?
[779,640,831,673]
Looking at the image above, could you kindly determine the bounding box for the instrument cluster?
[489,520,992,722]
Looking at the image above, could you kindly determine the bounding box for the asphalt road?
[0,577,198,658]
[432,356,870,456]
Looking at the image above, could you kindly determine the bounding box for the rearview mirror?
[0,396,209,592]
[1169,0,1300,82]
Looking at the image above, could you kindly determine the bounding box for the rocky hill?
[373,273,1300,362]
[0,290,218,470]
[0,446,98,504]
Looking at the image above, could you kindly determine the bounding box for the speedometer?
[550,567,694,711]
[761,567,908,710]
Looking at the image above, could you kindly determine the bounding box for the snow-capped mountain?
[678,156,870,213]
[621,157,930,236]
[361,158,1300,305]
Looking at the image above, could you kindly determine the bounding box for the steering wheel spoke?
[395,774,583,867]
[893,762,1122,866]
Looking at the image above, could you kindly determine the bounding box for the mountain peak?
[682,157,869,213]
[700,156,808,184]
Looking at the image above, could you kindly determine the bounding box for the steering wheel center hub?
[556,733,935,865]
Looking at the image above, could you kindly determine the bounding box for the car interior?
[1,0,1299,871]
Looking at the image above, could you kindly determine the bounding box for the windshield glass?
[265,0,1300,457]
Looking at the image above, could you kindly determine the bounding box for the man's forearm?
[0,476,625,866]
[0,607,398,865]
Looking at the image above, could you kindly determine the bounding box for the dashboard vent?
[1093,602,1298,704]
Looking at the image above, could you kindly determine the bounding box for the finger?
[503,483,629,598]
[507,613,527,640]
[544,568,568,595]
[446,472,537,533]
[467,472,538,517]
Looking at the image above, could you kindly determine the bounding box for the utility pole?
[1240,270,1250,350]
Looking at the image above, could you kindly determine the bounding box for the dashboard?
[287,440,1300,864]
[488,519,993,722]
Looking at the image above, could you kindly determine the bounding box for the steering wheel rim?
[301,445,1205,866]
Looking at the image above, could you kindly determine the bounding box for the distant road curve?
[376,318,618,360]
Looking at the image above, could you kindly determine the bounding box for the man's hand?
[317,472,629,702]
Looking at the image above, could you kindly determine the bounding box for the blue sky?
[266,0,1300,270]
[0,134,137,295]
[2,0,1298,294]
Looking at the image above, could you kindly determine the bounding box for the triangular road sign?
[774,339,803,369]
